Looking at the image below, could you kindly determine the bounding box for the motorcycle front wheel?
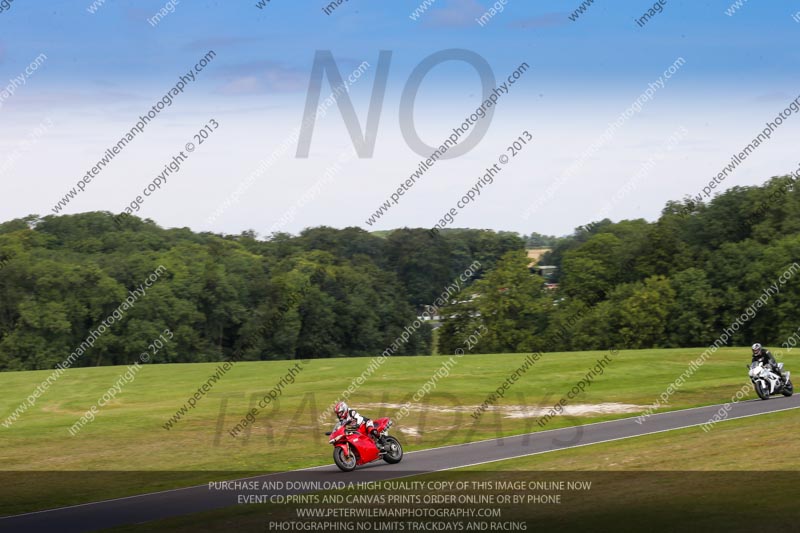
[382,436,403,464]
[755,380,770,400]
[333,446,358,472]
[782,379,794,397]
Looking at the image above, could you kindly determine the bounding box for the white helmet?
[752,343,762,354]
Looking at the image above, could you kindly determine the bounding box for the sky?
[1,0,800,238]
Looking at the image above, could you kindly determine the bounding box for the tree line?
[439,174,800,354]
[2,174,799,371]
[0,215,521,370]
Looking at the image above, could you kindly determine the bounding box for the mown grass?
[0,346,774,514]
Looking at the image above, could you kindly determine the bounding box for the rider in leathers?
[751,343,783,381]
[334,401,384,450]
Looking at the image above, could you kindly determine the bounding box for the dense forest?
[1,174,799,371]
[439,174,800,354]
[0,216,521,370]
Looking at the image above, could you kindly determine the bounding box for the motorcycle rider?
[751,343,784,382]
[334,401,384,450]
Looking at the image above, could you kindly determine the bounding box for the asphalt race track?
[3,394,798,532]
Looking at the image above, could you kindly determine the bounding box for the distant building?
[533,265,558,281]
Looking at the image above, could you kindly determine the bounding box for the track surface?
[3,394,799,532]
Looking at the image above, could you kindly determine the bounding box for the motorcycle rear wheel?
[382,436,403,464]
[333,446,358,472]
[782,379,794,397]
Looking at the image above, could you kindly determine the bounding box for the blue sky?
[4,1,799,91]
[2,0,800,236]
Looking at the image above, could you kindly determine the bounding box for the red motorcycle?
[325,417,403,472]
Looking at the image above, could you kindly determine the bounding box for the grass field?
[106,409,800,532]
[0,346,788,515]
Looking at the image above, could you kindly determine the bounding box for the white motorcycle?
[748,361,793,400]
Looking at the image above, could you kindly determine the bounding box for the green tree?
[440,251,546,353]
[667,268,721,346]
